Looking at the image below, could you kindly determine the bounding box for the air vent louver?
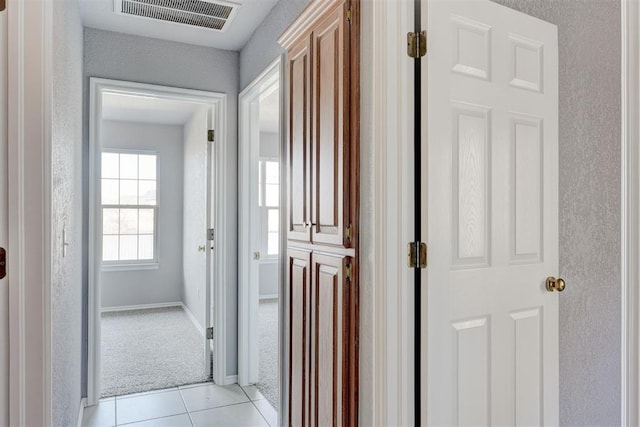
[116,0,238,31]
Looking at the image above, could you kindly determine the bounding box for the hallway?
[82,383,277,426]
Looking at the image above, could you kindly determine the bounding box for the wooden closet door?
[287,248,312,426]
[288,37,312,243]
[309,253,352,427]
[311,3,350,248]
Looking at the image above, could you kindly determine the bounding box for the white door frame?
[87,78,229,405]
[622,0,639,424]
[361,0,416,425]
[7,0,53,424]
[238,57,283,387]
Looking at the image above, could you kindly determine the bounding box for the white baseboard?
[76,397,87,427]
[259,294,278,300]
[100,301,182,313]
[225,375,238,385]
[181,303,205,336]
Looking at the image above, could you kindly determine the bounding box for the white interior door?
[424,0,559,425]
[0,6,8,425]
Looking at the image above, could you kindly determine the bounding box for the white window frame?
[258,157,280,259]
[100,149,159,270]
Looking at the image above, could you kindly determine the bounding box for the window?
[259,159,280,257]
[101,151,158,265]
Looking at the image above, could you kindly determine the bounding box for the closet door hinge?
[207,228,215,241]
[407,242,427,268]
[207,129,215,142]
[345,223,352,241]
[346,7,352,23]
[407,31,427,58]
[345,263,353,281]
[206,327,214,339]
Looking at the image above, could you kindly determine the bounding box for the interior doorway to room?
[87,79,229,405]
[239,59,283,417]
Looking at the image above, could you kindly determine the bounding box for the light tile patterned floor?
[82,383,278,427]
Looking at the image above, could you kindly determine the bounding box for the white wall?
[0,6,7,426]
[100,120,185,308]
[182,110,208,328]
[83,28,240,381]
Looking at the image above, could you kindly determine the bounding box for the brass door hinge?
[207,327,214,339]
[345,224,352,240]
[346,7,352,23]
[207,129,215,142]
[407,31,427,58]
[345,263,353,281]
[407,242,427,268]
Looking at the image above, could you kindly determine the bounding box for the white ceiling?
[102,92,207,125]
[79,0,279,51]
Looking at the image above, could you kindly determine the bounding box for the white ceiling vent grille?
[115,0,239,31]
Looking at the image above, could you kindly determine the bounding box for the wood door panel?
[310,253,350,427]
[288,248,312,426]
[288,37,312,242]
[311,4,349,247]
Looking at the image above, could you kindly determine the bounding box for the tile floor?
[82,383,278,427]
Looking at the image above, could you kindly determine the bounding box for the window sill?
[101,262,159,272]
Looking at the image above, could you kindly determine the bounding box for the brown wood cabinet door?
[311,3,350,248]
[287,247,312,426]
[309,253,352,427]
[288,37,312,243]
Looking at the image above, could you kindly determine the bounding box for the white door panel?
[425,0,559,425]
[0,6,8,426]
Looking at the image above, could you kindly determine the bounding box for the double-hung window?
[101,151,158,266]
[259,159,280,257]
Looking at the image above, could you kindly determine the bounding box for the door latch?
[0,248,6,279]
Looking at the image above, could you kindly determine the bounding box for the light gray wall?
[83,27,240,389]
[182,110,208,329]
[259,132,279,158]
[491,2,622,424]
[100,120,185,309]
[51,0,84,425]
[259,262,278,298]
[239,0,309,90]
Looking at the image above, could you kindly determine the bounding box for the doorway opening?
[238,58,283,420]
[87,78,229,405]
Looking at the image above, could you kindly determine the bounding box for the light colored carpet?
[101,306,209,398]
[256,299,279,410]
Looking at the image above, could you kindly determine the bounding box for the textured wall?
[51,0,84,425]
[492,0,622,425]
[238,0,309,90]
[83,27,240,390]
[100,120,185,309]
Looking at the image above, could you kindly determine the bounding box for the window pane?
[265,183,279,207]
[138,235,154,260]
[103,235,119,261]
[120,154,138,179]
[120,180,138,205]
[139,209,155,234]
[119,209,138,234]
[265,161,279,184]
[139,155,156,180]
[103,208,119,234]
[102,179,119,205]
[139,181,157,205]
[268,209,279,232]
[119,235,138,260]
[268,232,279,255]
[102,153,119,179]
[258,161,264,207]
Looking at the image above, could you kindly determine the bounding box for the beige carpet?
[101,306,209,397]
[256,299,279,409]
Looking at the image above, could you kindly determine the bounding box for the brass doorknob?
[545,276,566,292]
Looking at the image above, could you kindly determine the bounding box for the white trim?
[76,398,87,427]
[8,0,53,424]
[238,58,282,387]
[181,302,205,337]
[622,0,639,424]
[100,302,182,313]
[364,0,415,425]
[224,375,238,385]
[259,294,278,301]
[88,78,229,405]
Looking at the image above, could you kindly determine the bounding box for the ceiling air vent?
[114,0,239,31]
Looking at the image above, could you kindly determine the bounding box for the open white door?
[424,0,559,425]
[0,5,8,425]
